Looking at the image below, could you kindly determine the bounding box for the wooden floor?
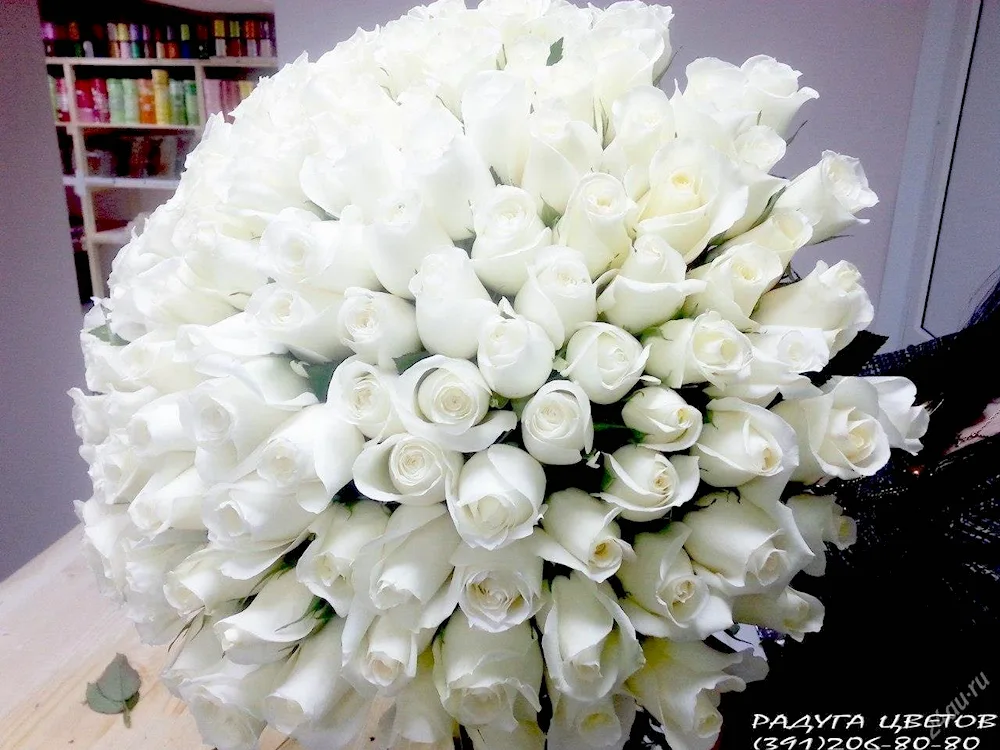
[0,529,390,750]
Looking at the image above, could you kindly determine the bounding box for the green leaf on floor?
[85,653,141,727]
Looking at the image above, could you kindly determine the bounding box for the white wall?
[0,0,91,580]
[275,0,931,320]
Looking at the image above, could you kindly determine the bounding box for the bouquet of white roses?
[70,2,929,749]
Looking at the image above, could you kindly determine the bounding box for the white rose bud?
[865,376,930,455]
[644,312,753,389]
[732,585,824,642]
[352,432,464,506]
[477,307,556,399]
[541,573,644,704]
[684,243,784,330]
[547,692,637,750]
[636,138,749,263]
[719,208,813,269]
[202,476,320,549]
[164,546,270,620]
[409,247,498,359]
[461,71,531,186]
[597,235,706,334]
[342,613,434,696]
[471,185,553,295]
[520,107,603,215]
[692,397,799,487]
[532,55,597,127]
[397,355,517,452]
[214,570,320,665]
[520,380,594,466]
[786,494,856,576]
[626,639,745,750]
[554,173,635,277]
[740,55,819,136]
[368,187,454,299]
[296,501,391,617]
[622,387,703,452]
[773,377,891,484]
[451,537,546,632]
[619,522,733,642]
[259,206,379,293]
[775,150,878,243]
[602,85,676,199]
[327,356,405,441]
[514,245,597,349]
[433,613,543,730]
[337,287,420,370]
[561,322,648,405]
[375,651,456,750]
[540,488,633,583]
[683,491,795,594]
[245,283,349,362]
[601,445,700,522]
[732,124,787,173]
[752,260,874,357]
[451,444,546,550]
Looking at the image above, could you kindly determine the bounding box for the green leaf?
[87,324,128,346]
[546,37,564,66]
[539,201,562,229]
[302,361,338,401]
[96,653,142,703]
[455,235,476,254]
[489,166,504,185]
[394,350,433,374]
[85,682,125,715]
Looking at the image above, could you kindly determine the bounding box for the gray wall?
[276,0,931,312]
[0,0,90,580]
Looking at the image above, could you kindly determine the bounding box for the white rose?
[683,243,784,330]
[520,380,594,465]
[547,692,636,750]
[91,329,202,394]
[539,488,632,582]
[477,307,556,399]
[402,95,495,240]
[683,490,799,594]
[531,55,597,127]
[618,522,733,642]
[541,572,644,703]
[122,536,203,644]
[775,150,878,243]
[337,287,420,370]
[300,138,402,222]
[342,612,434,696]
[125,392,195,457]
[786,493,856,576]
[375,651,456,750]
[560,323,648,405]
[451,537,546,632]
[753,260,874,356]
[644,312,753,389]
[175,313,286,367]
[520,107,603,215]
[773,377,891,483]
[396,355,517,452]
[409,246,498,359]
[164,546,271,620]
[553,173,635,277]
[450,444,546,550]
[471,185,553,295]
[296,501,392,616]
[462,71,531,185]
[514,245,597,349]
[864,375,930,455]
[355,504,463,630]
[326,356,405,441]
[601,445,700,521]
[86,433,166,507]
[732,124,787,173]
[263,618,363,735]
[246,283,348,362]
[740,55,819,136]
[214,570,321,665]
[433,612,543,730]
[258,206,379,293]
[636,138,748,262]
[718,208,812,269]
[692,397,799,487]
[621,387,703,452]
[732,585,824,642]
[128,466,208,537]
[367,187,454,298]
[602,85,676,199]
[352,431,464,506]
[596,235,705,334]
[77,498,135,599]
[626,639,745,750]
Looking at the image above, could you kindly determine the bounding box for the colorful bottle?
[213,20,227,56]
[91,79,110,123]
[180,24,192,58]
[151,69,171,124]
[169,79,186,125]
[107,78,125,124]
[137,78,156,124]
[184,81,199,125]
[121,78,139,124]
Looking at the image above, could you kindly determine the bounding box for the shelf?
[90,228,132,245]
[62,175,77,187]
[84,176,180,190]
[76,122,202,131]
[45,56,279,69]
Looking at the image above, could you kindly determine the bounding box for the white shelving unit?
[51,55,279,297]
